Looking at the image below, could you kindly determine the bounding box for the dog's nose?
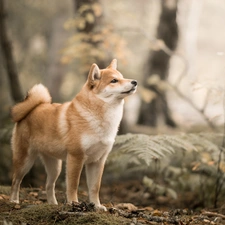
[131,80,137,86]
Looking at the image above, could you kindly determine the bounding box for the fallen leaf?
[14,204,21,209]
[0,194,9,200]
[152,209,163,216]
[115,203,138,211]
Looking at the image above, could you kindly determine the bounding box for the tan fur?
[10,59,137,211]
[11,84,52,122]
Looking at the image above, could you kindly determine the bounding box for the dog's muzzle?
[131,80,137,86]
[121,80,138,94]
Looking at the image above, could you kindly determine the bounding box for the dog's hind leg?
[41,154,62,204]
[10,148,37,204]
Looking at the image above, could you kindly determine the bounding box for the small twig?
[214,90,225,208]
[202,211,225,219]
[221,89,225,149]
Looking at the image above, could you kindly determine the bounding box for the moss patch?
[0,200,129,225]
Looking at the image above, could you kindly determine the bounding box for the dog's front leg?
[85,156,107,211]
[66,153,84,203]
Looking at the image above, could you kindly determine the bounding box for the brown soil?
[1,181,225,225]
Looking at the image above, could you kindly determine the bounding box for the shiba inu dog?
[10,59,137,211]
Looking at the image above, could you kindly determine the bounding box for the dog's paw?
[47,197,58,205]
[10,199,19,204]
[95,204,107,211]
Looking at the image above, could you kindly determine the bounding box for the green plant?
[108,132,225,207]
[109,133,222,168]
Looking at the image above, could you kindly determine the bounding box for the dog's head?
[86,59,137,102]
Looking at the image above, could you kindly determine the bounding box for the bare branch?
[214,90,225,208]
[202,211,225,219]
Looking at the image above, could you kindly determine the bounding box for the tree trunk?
[73,0,107,70]
[138,0,178,127]
[0,0,23,103]
[46,15,68,102]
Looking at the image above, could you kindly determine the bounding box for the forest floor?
[1,180,225,225]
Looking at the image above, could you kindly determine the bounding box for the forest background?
[1,0,225,212]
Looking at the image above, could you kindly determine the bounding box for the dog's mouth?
[121,87,136,94]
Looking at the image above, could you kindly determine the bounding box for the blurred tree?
[73,0,101,33]
[0,0,23,103]
[73,0,107,72]
[45,14,69,101]
[138,0,178,127]
[62,0,129,76]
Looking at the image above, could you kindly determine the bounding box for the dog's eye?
[111,79,118,83]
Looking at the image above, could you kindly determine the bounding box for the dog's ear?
[89,63,100,80]
[88,63,101,88]
[107,59,117,70]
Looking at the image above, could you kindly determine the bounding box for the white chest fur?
[76,100,124,163]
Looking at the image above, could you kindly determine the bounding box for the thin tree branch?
[202,211,225,219]
[214,90,225,208]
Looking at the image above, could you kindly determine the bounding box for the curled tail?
[11,84,52,122]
